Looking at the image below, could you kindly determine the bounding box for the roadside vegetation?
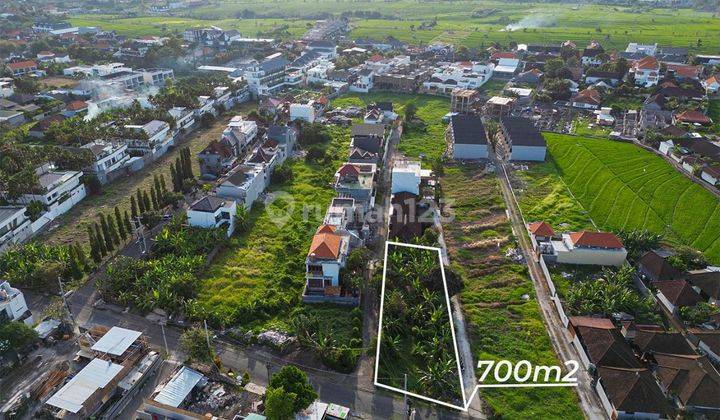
[441,165,582,418]
[377,244,463,403]
[544,134,720,263]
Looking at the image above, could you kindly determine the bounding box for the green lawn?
[331,92,449,163]
[545,133,720,263]
[74,2,720,53]
[442,166,582,419]
[572,116,612,138]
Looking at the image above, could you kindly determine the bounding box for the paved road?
[494,157,607,420]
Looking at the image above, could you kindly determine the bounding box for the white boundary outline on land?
[374,241,578,412]
[374,240,468,411]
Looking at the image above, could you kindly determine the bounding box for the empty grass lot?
[545,133,720,263]
[331,92,449,163]
[442,165,582,419]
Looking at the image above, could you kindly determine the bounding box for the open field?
[74,2,720,53]
[331,92,448,163]
[69,15,311,38]
[441,165,581,419]
[545,134,720,263]
[37,104,255,247]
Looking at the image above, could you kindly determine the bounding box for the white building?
[168,107,195,136]
[0,206,32,254]
[0,78,15,98]
[422,62,494,95]
[0,281,32,325]
[350,69,374,93]
[223,115,258,154]
[549,231,627,266]
[391,160,422,196]
[124,120,173,158]
[186,195,237,237]
[244,53,288,96]
[625,43,658,57]
[13,163,87,221]
[701,167,720,186]
[498,117,547,162]
[46,358,125,417]
[139,68,174,86]
[289,103,316,123]
[217,164,268,210]
[80,141,130,184]
[632,56,661,87]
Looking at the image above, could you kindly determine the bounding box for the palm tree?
[234,205,250,234]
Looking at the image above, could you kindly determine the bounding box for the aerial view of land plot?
[2,0,720,418]
[376,243,463,405]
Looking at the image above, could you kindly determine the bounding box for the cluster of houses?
[526,221,720,418]
[302,120,391,304]
[187,116,297,237]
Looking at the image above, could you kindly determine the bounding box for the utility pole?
[132,216,147,255]
[160,321,170,356]
[403,373,408,419]
[203,319,211,351]
[57,276,77,332]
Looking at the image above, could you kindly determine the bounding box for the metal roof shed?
[154,366,205,408]
[46,358,124,413]
[91,326,142,356]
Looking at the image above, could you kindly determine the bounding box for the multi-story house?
[198,140,237,178]
[304,225,350,294]
[0,78,14,98]
[222,115,257,155]
[632,56,661,87]
[6,60,38,77]
[581,41,605,66]
[0,206,32,254]
[244,53,288,97]
[13,163,86,221]
[80,140,130,184]
[124,120,172,158]
[0,281,33,325]
[186,195,237,237]
[350,69,374,93]
[217,164,269,209]
[333,163,376,211]
[139,68,174,86]
[168,107,195,137]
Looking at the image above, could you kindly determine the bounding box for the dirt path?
[495,160,607,420]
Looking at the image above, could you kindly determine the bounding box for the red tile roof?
[597,366,673,417]
[491,52,516,60]
[337,164,360,177]
[569,316,615,330]
[676,110,712,125]
[568,231,624,249]
[368,54,383,62]
[527,221,555,237]
[705,74,720,86]
[666,63,701,79]
[634,56,659,70]
[7,60,37,70]
[65,100,87,111]
[308,226,341,260]
[573,88,602,105]
[654,353,720,408]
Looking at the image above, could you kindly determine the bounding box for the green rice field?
[545,133,720,263]
[72,2,720,53]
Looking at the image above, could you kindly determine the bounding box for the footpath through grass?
[545,133,720,263]
[331,92,449,163]
[442,165,582,419]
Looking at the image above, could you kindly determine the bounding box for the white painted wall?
[453,144,488,160]
[511,145,546,162]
